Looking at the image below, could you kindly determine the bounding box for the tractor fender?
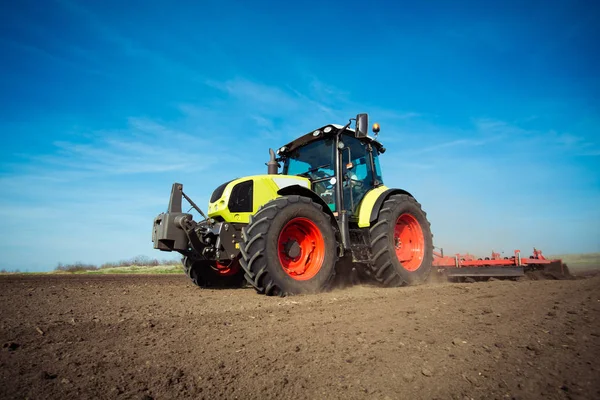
[277,185,337,221]
[277,185,342,241]
[357,187,414,228]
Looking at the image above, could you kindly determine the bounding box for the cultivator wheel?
[239,195,338,296]
[368,194,433,286]
[182,257,246,288]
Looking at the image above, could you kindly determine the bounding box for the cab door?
[340,135,379,216]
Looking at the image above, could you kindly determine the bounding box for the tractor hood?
[207,175,311,223]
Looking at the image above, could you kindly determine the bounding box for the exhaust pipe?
[267,148,278,174]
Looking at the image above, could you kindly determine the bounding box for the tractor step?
[443,266,524,278]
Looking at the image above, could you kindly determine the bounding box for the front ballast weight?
[152,183,242,261]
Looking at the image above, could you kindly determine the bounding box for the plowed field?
[1,273,599,399]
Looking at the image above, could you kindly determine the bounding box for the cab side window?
[341,135,376,214]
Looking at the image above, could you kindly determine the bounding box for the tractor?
[152,113,433,296]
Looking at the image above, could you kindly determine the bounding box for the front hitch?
[151,183,242,262]
[152,183,194,251]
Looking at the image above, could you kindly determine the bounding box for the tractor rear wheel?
[368,194,433,286]
[239,195,338,296]
[182,257,246,288]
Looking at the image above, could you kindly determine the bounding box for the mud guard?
[368,188,413,226]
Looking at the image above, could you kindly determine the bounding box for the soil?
[1,273,599,400]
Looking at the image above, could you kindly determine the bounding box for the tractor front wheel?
[368,194,433,286]
[239,195,338,296]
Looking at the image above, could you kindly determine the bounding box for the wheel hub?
[277,217,326,281]
[283,240,301,260]
[394,213,425,272]
[395,237,402,249]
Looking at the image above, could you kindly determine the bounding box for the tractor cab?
[276,116,385,216]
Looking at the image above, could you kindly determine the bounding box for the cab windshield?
[283,139,335,179]
[283,139,336,210]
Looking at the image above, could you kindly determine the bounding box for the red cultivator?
[433,247,567,279]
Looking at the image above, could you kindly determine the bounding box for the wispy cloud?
[472,118,600,156]
[0,113,236,237]
[0,111,234,270]
[0,36,111,79]
[205,76,423,136]
[412,138,488,154]
[3,117,216,182]
[370,109,422,121]
[472,118,532,138]
[54,0,215,83]
[206,78,302,112]
[202,77,350,142]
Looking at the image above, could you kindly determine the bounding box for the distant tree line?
[54,255,180,272]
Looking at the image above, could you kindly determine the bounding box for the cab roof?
[276,124,385,156]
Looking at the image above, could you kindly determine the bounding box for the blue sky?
[1,0,598,271]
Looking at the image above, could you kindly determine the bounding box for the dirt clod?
[526,344,542,355]
[40,371,57,380]
[403,372,416,382]
[3,342,19,351]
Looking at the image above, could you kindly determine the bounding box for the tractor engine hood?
[207,175,311,223]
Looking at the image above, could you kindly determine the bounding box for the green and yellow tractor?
[152,113,433,296]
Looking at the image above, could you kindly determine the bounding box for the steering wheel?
[344,174,364,188]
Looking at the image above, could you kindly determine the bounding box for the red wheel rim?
[277,217,325,281]
[213,259,240,276]
[394,213,425,272]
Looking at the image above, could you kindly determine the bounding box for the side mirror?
[356,113,368,138]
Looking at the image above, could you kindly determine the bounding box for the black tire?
[182,257,246,288]
[239,195,338,296]
[368,194,433,286]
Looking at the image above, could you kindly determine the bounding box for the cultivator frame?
[433,247,564,278]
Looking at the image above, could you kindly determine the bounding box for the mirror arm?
[337,119,353,136]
